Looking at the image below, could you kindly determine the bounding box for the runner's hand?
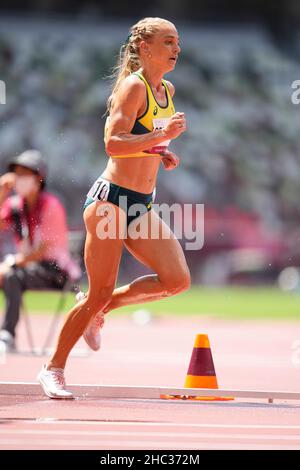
[163,112,186,140]
[161,150,180,171]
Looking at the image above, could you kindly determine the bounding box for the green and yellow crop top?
[105,71,175,158]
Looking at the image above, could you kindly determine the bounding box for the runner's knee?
[162,268,191,296]
[84,286,114,317]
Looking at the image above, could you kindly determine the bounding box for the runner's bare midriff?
[101,155,161,193]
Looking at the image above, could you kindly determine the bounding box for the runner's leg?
[47,201,126,369]
[103,210,190,313]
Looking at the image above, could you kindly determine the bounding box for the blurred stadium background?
[1,1,300,316]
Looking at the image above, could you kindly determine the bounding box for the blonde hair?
[106,17,174,114]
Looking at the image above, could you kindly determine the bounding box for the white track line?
[1,429,300,441]
[1,382,300,401]
[30,421,300,430]
[0,439,299,450]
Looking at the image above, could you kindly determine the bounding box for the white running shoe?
[76,291,105,351]
[0,329,16,352]
[37,365,74,399]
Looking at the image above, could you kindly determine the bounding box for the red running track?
[0,314,300,449]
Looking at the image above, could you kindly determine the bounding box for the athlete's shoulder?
[119,73,146,95]
[109,74,147,119]
[164,79,175,97]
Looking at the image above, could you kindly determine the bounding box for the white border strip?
[1,382,300,401]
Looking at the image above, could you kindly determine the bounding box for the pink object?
[144,146,168,155]
[75,291,105,351]
[0,192,81,279]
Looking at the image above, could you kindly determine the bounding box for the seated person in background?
[0,150,81,351]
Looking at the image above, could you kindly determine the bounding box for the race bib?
[152,117,171,147]
[86,178,110,202]
[145,117,171,154]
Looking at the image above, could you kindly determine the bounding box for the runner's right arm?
[105,76,186,157]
